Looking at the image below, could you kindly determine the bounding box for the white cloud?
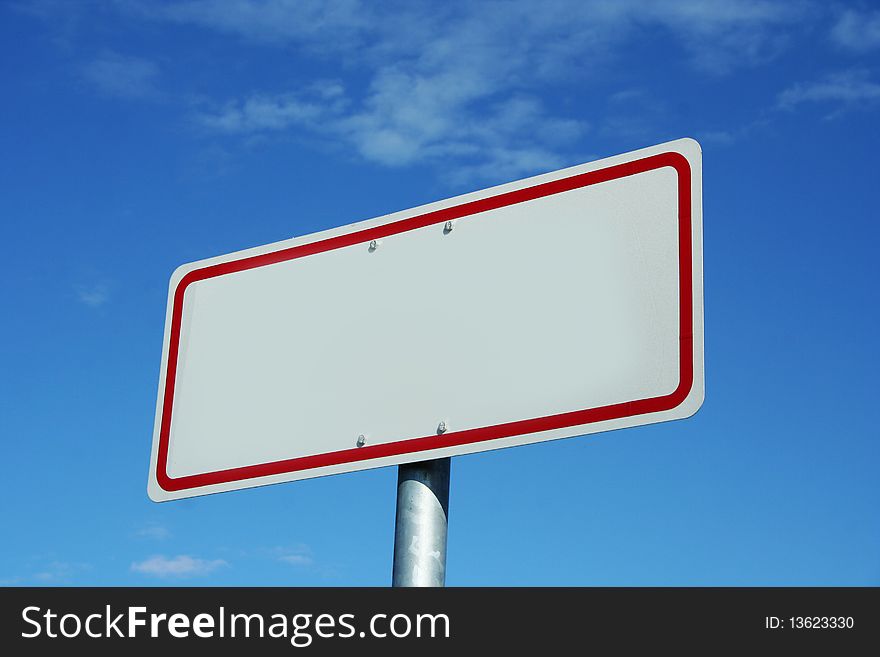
[271,545,315,567]
[81,52,160,100]
[127,0,810,75]
[136,0,371,49]
[696,116,770,146]
[197,80,585,181]
[34,569,64,582]
[136,0,808,182]
[197,81,347,134]
[638,0,808,74]
[7,560,91,584]
[33,561,83,583]
[131,555,228,578]
[127,0,807,73]
[75,283,109,307]
[278,553,314,566]
[831,8,880,53]
[777,69,880,110]
[135,523,171,540]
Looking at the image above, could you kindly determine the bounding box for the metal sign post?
[391,458,451,587]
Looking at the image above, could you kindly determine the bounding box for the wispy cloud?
[131,555,228,578]
[33,561,79,583]
[633,0,810,74]
[3,559,91,585]
[264,545,344,579]
[697,116,771,146]
[75,283,110,307]
[129,0,809,183]
[273,546,314,567]
[278,553,313,566]
[196,81,347,134]
[81,52,160,100]
[130,0,371,49]
[830,8,880,53]
[129,0,808,72]
[135,523,171,540]
[197,82,586,183]
[777,69,880,112]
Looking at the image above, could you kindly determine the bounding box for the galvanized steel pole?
[391,458,451,587]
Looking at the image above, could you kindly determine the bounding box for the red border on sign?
[156,152,694,491]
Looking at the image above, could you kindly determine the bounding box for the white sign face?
[149,138,704,501]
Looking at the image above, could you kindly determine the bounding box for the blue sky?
[1,0,878,585]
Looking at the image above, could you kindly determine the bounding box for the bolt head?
[357,434,366,447]
[443,220,454,233]
[437,421,447,434]
[368,240,378,251]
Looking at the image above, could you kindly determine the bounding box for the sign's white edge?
[148,137,703,502]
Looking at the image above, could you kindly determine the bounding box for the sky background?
[1,0,878,586]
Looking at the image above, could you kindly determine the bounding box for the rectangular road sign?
[149,138,704,501]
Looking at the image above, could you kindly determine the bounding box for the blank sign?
[149,138,703,501]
